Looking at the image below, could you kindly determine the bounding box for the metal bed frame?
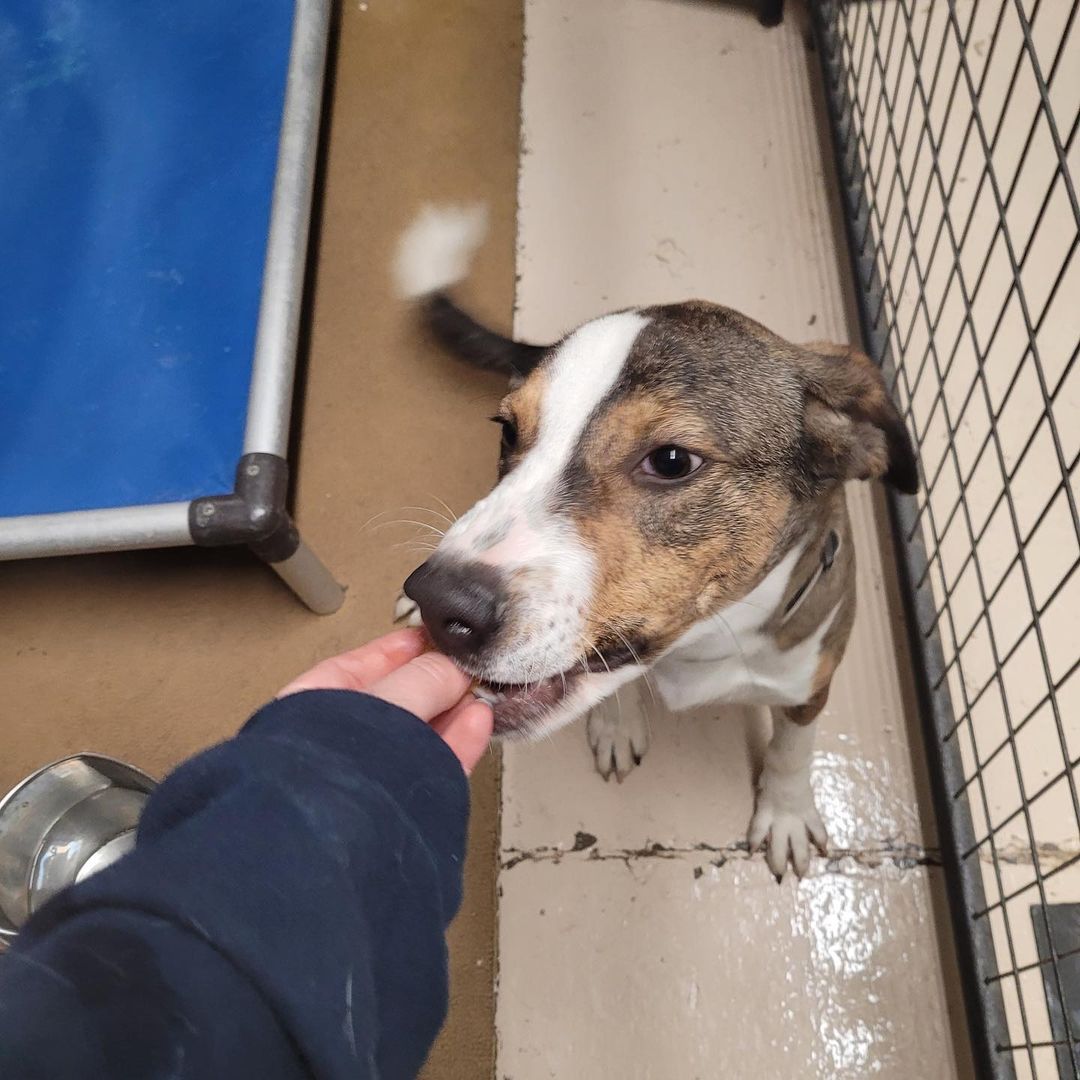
[0,0,343,615]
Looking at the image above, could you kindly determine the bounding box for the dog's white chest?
[651,621,833,711]
[650,546,839,713]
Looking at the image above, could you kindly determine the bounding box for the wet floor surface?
[497,1,972,1075]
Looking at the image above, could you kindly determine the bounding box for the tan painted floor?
[497,2,973,1076]
[0,3,524,1075]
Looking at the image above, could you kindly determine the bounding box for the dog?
[393,205,917,878]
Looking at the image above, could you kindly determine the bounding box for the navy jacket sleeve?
[0,690,471,1080]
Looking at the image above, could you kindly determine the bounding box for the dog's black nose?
[403,559,504,662]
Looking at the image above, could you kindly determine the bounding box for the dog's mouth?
[472,673,578,735]
[469,641,646,737]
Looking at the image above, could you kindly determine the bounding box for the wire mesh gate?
[810,1,1079,1076]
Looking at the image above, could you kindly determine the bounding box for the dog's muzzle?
[403,556,644,737]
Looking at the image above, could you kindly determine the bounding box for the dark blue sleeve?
[0,690,471,1080]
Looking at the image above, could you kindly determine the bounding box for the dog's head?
[404,298,917,738]
[394,206,915,738]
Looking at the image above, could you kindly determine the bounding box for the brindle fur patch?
[566,389,795,658]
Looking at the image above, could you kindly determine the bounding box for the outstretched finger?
[367,651,473,722]
[278,628,427,697]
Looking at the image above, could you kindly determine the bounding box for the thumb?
[367,651,473,722]
[431,697,494,776]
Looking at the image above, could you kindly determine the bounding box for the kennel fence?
[811,1,1079,1076]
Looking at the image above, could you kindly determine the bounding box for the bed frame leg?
[262,536,345,615]
[190,454,346,615]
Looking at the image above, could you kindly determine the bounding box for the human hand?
[278,628,493,775]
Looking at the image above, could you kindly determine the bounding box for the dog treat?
[414,624,481,692]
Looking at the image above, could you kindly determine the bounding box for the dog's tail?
[394,204,546,379]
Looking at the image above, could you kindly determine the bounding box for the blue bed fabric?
[0,1,295,516]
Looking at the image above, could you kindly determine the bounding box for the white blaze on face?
[437,311,650,683]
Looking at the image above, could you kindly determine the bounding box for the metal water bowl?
[0,754,156,944]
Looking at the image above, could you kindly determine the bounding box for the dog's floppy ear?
[797,341,918,494]
[425,293,547,384]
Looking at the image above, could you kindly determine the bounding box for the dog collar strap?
[781,530,840,623]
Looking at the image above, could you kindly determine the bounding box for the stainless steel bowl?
[0,754,156,943]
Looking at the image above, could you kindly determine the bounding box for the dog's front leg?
[748,690,829,880]
[587,682,652,782]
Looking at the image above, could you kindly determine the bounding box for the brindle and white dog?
[394,206,917,878]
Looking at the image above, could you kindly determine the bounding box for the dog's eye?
[490,416,519,452]
[638,445,703,482]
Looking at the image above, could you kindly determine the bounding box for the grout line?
[979,839,1080,871]
[501,832,941,873]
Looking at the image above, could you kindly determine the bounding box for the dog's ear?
[797,341,918,495]
[425,293,547,385]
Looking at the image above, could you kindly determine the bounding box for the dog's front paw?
[747,768,828,880]
[586,697,650,782]
[393,591,423,628]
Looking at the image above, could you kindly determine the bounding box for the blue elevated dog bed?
[0,0,342,612]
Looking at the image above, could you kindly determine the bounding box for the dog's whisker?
[607,626,658,708]
[583,636,611,677]
[576,651,591,686]
[713,612,754,684]
[357,507,401,535]
[426,493,460,524]
[582,634,623,726]
[723,596,773,614]
[399,504,454,528]
[370,519,446,538]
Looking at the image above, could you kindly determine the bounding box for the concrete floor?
[496,2,972,1076]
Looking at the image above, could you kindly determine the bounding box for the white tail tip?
[394,202,488,299]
